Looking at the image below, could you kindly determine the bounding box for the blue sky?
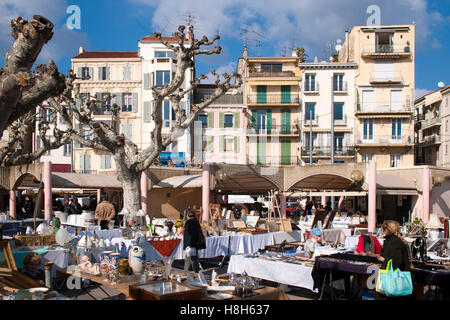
[1,0,449,98]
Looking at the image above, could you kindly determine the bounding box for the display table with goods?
[227,252,316,291]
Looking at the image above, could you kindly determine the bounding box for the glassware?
[228,272,237,285]
[162,256,175,279]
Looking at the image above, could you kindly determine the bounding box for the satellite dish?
[335,44,342,52]
[438,82,445,88]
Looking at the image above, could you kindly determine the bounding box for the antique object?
[99,251,113,281]
[43,262,54,289]
[117,258,131,275]
[0,240,17,272]
[55,228,71,246]
[129,280,202,300]
[128,245,146,274]
[13,234,56,247]
[426,213,444,240]
[108,253,121,285]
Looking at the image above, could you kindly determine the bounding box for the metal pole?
[309,109,313,165]
[331,76,335,209]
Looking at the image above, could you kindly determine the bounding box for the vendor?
[21,252,45,286]
[304,228,325,257]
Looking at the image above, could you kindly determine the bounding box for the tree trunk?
[121,171,142,216]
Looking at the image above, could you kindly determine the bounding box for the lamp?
[432,175,445,185]
[350,170,364,182]
[426,213,444,240]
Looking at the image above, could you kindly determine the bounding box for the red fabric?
[148,239,181,257]
[356,235,383,254]
[356,236,365,253]
[373,236,382,255]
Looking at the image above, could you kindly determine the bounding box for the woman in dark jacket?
[183,211,206,273]
[376,220,415,299]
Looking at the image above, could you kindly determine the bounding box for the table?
[12,246,68,277]
[227,254,315,291]
[228,233,274,255]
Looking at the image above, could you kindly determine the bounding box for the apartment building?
[71,48,142,174]
[414,85,450,167]
[299,61,357,165]
[238,48,301,166]
[338,25,415,168]
[139,36,193,167]
[192,84,246,164]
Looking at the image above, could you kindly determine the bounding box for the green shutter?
[281,85,291,104]
[208,112,214,128]
[207,136,213,152]
[234,112,240,128]
[234,136,239,153]
[281,109,291,134]
[257,85,267,104]
[281,140,291,165]
[219,136,224,152]
[257,140,266,165]
[266,109,272,134]
[251,110,257,129]
[219,112,225,128]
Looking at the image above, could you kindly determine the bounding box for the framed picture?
[232,220,246,229]
[0,240,17,272]
[245,216,260,228]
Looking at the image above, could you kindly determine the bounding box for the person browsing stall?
[183,210,206,273]
[304,228,325,257]
[95,195,116,229]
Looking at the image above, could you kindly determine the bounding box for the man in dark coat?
[68,197,82,215]
[183,210,206,273]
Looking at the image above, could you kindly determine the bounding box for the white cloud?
[415,88,431,100]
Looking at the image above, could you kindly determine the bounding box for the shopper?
[21,196,34,219]
[304,228,325,257]
[21,252,45,286]
[183,210,206,273]
[94,195,116,229]
[68,197,82,215]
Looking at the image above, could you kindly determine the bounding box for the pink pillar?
[9,190,16,220]
[202,163,210,223]
[368,161,377,233]
[280,192,287,219]
[140,170,148,214]
[321,195,326,206]
[338,196,345,211]
[43,161,52,220]
[97,189,102,204]
[422,167,431,224]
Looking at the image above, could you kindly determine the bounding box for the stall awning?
[376,173,417,196]
[51,172,122,189]
[154,174,202,189]
[286,191,367,198]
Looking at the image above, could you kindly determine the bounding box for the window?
[81,67,90,79]
[162,100,171,127]
[304,133,318,147]
[333,103,344,121]
[260,63,282,72]
[155,51,176,58]
[122,93,132,112]
[390,154,401,167]
[43,108,52,122]
[224,114,234,128]
[99,67,110,80]
[101,93,111,113]
[376,32,394,53]
[305,74,316,91]
[333,74,344,91]
[305,103,315,120]
[156,71,170,86]
[392,119,402,140]
[363,119,373,140]
[198,114,208,129]
[82,125,93,141]
[362,154,372,162]
[334,133,344,151]
[224,136,234,152]
[123,66,131,80]
[80,93,90,104]
[63,143,72,156]
[101,154,111,170]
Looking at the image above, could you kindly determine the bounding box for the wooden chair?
[324,210,337,229]
[311,210,327,229]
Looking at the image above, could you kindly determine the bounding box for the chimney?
[314,56,318,63]
[292,48,297,57]
[79,47,84,54]
[345,30,349,62]
[243,46,248,58]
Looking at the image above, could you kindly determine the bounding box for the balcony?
[369,72,404,83]
[303,82,319,94]
[301,115,319,127]
[361,44,412,59]
[247,155,299,166]
[355,134,413,147]
[333,81,348,93]
[356,102,412,116]
[301,146,355,157]
[419,134,441,147]
[247,123,300,136]
[334,115,348,126]
[194,94,243,105]
[93,106,112,116]
[248,71,296,78]
[151,57,177,64]
[247,93,300,106]
[415,113,425,122]
[75,170,98,174]
[421,117,441,130]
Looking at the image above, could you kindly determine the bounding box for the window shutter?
[98,67,102,80]
[128,124,132,140]
[251,110,257,128]
[85,154,90,171]
[105,154,111,169]
[266,109,272,134]
[143,102,151,123]
[77,67,81,78]
[74,123,80,147]
[132,92,138,113]
[234,112,240,128]
[207,136,213,152]
[144,73,150,90]
[150,72,154,87]
[106,67,110,80]
[219,112,224,128]
[398,120,402,136]
[80,154,85,171]
[75,98,81,110]
[100,155,105,169]
[234,136,239,153]
[219,136,224,152]
[95,92,102,111]
[208,112,214,128]
[88,67,93,80]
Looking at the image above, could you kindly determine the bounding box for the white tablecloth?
[272,231,303,244]
[312,247,344,257]
[227,254,314,291]
[228,233,274,255]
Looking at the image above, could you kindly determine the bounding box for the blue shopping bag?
[379,259,413,297]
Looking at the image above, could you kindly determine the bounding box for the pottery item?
[128,245,146,274]
[117,258,131,275]
[108,253,121,284]
[99,251,113,281]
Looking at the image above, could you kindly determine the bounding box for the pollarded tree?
[47,25,242,216]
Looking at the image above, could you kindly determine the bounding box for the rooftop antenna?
[181,11,197,28]
[238,26,264,56]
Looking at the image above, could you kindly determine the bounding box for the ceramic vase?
[99,251,113,281]
[128,245,146,274]
[117,258,130,275]
[108,253,121,284]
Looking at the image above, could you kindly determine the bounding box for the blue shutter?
[364,120,368,139]
[369,120,373,139]
[392,119,396,138]
[398,119,402,136]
